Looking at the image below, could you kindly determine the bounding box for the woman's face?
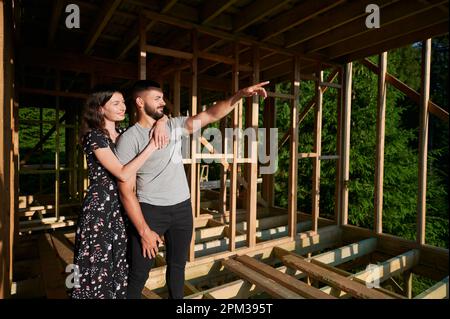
[101,92,126,122]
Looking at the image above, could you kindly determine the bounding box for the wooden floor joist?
[281,254,393,299]
[415,276,449,299]
[320,249,420,298]
[235,255,336,299]
[222,258,303,299]
[186,237,376,299]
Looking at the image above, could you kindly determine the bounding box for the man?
[116,79,268,299]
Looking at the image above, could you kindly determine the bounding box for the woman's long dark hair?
[79,85,121,144]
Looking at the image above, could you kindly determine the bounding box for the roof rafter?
[84,0,122,55]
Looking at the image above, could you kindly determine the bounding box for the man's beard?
[143,102,164,120]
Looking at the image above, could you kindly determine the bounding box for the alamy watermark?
[366,4,380,29]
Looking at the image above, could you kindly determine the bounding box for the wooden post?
[334,69,343,225]
[229,41,240,252]
[133,14,147,124]
[312,68,323,233]
[0,0,16,298]
[247,46,259,248]
[403,271,413,299]
[261,95,275,208]
[55,71,61,221]
[340,63,352,226]
[188,29,198,261]
[417,39,431,245]
[219,116,227,214]
[374,52,387,234]
[288,56,300,238]
[173,69,181,117]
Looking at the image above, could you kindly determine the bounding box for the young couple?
[72,79,269,299]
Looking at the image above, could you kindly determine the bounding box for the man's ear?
[135,96,144,109]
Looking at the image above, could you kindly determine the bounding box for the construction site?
[0,0,449,299]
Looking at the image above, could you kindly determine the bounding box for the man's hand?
[140,227,164,259]
[239,81,270,99]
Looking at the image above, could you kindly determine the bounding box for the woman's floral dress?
[72,129,128,299]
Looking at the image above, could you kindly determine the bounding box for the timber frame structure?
[1,0,449,299]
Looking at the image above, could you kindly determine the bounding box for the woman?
[72,86,168,299]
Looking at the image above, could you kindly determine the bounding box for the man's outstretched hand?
[240,81,270,99]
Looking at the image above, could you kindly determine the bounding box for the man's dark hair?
[130,80,161,107]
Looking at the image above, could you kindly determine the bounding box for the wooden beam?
[312,69,323,232]
[278,69,339,150]
[374,52,387,234]
[258,0,345,41]
[140,9,321,61]
[340,21,448,65]
[19,88,87,99]
[187,236,374,299]
[281,254,392,299]
[201,0,238,25]
[188,29,199,261]
[84,0,122,54]
[324,6,448,60]
[283,0,396,48]
[321,249,420,297]
[415,276,449,299]
[288,56,300,238]
[246,46,259,248]
[360,58,448,122]
[294,0,444,54]
[222,258,303,298]
[234,0,291,32]
[236,255,336,299]
[229,42,239,252]
[417,39,431,245]
[334,69,343,224]
[20,113,67,165]
[261,95,275,207]
[339,63,352,225]
[147,225,342,290]
[116,0,178,59]
[47,0,64,47]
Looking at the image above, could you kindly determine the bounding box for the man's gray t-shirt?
[115,117,190,206]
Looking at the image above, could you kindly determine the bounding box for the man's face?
[138,87,166,120]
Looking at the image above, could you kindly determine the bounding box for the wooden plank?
[320,249,420,297]
[47,0,64,46]
[334,69,343,224]
[261,95,275,207]
[139,14,147,81]
[222,258,303,298]
[146,44,193,60]
[417,39,431,245]
[310,258,406,299]
[142,287,162,299]
[234,0,291,32]
[236,255,336,299]
[201,0,238,24]
[360,58,448,122]
[38,234,68,299]
[324,4,448,59]
[340,63,352,225]
[188,29,198,261]
[287,56,300,239]
[229,42,239,252]
[278,69,339,150]
[116,0,177,59]
[147,225,342,290]
[173,70,181,116]
[415,276,449,299]
[258,0,344,41]
[281,254,392,299]
[374,52,387,234]
[84,0,122,54]
[284,0,396,48]
[312,69,323,232]
[246,46,259,248]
